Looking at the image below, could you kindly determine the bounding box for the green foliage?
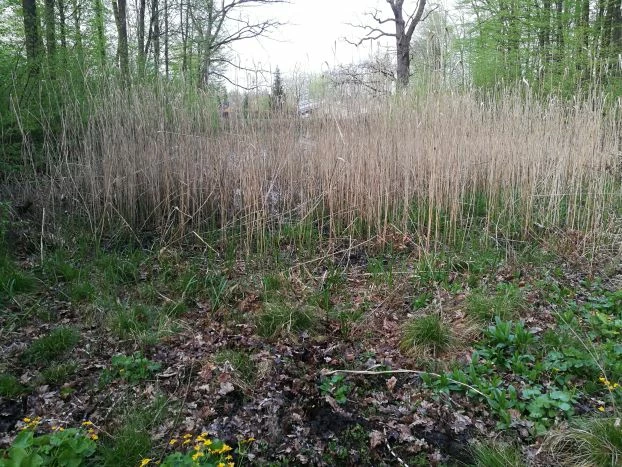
[21,327,80,365]
[256,302,320,338]
[401,313,451,356]
[159,436,234,466]
[319,374,350,405]
[102,353,161,385]
[424,289,622,435]
[0,428,96,467]
[0,373,27,398]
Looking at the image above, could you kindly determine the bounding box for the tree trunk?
[164,0,169,77]
[22,0,43,74]
[93,0,106,66]
[394,8,409,88]
[138,0,146,74]
[72,0,84,65]
[112,0,129,76]
[152,0,160,68]
[58,0,67,67]
[44,0,56,76]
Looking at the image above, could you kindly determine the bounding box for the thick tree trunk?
[44,0,56,73]
[71,0,84,65]
[112,0,129,76]
[22,0,43,73]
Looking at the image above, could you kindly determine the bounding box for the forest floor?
[1,208,622,466]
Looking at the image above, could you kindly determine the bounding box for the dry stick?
[40,207,45,265]
[384,427,410,467]
[321,366,489,399]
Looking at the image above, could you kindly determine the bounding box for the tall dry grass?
[49,86,622,251]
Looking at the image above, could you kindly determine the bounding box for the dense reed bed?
[49,86,622,250]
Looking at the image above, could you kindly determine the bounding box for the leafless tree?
[188,0,287,87]
[348,0,436,88]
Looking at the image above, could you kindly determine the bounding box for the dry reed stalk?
[51,86,622,251]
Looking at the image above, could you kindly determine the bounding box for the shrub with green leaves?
[320,374,350,405]
[0,428,96,467]
[103,352,161,385]
[423,290,622,436]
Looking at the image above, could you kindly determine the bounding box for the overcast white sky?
[226,0,397,87]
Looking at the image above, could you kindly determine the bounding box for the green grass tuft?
[400,313,451,356]
[465,284,524,322]
[0,373,27,398]
[22,327,80,365]
[256,302,321,338]
[471,442,526,467]
[545,417,622,467]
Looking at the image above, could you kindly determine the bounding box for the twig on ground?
[321,365,488,399]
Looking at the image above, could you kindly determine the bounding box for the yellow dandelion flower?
[182,439,191,445]
[90,434,99,441]
[82,421,94,426]
[169,438,178,446]
[139,459,152,467]
[23,418,31,423]
[217,463,225,467]
[203,439,212,447]
[227,463,234,467]
[225,455,233,460]
[183,433,193,439]
[191,451,204,461]
[598,406,605,412]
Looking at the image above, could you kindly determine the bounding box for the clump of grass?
[67,280,96,302]
[22,327,80,364]
[0,263,37,302]
[109,303,180,345]
[41,362,78,386]
[256,302,321,338]
[0,373,27,398]
[471,441,526,467]
[466,284,524,322]
[214,349,257,388]
[400,313,451,357]
[545,417,622,466]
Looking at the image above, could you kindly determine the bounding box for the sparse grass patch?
[214,349,256,388]
[400,313,452,357]
[96,395,169,466]
[256,302,321,338]
[22,327,80,365]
